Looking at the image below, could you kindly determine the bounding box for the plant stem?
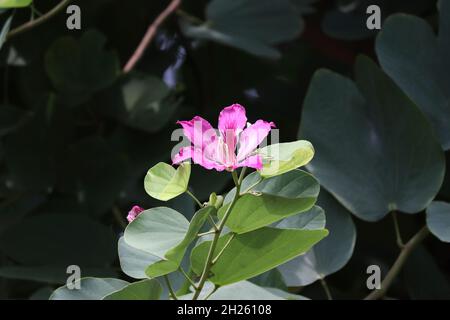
[7,0,72,39]
[320,278,333,300]
[212,233,236,264]
[364,226,430,300]
[192,170,241,300]
[392,211,405,248]
[164,275,178,300]
[186,189,203,207]
[123,0,181,73]
[179,267,197,290]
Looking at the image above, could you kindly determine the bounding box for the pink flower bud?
[127,205,144,223]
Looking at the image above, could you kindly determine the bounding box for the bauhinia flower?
[127,205,144,223]
[173,104,275,171]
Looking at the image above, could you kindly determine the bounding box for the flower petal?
[237,120,275,161]
[237,154,263,170]
[218,104,247,136]
[177,116,217,149]
[172,146,194,164]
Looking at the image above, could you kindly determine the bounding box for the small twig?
[7,0,72,39]
[186,189,203,208]
[212,233,236,265]
[179,267,198,290]
[123,0,181,73]
[164,275,178,300]
[392,211,405,248]
[364,226,430,300]
[320,278,333,300]
[198,230,216,237]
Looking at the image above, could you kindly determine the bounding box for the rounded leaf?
[426,201,450,243]
[144,162,191,201]
[50,278,129,300]
[258,140,315,178]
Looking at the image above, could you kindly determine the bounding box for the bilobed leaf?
[376,2,450,149]
[50,278,129,300]
[258,140,315,178]
[144,162,191,201]
[124,207,189,258]
[278,191,356,286]
[103,279,162,300]
[220,169,319,234]
[299,56,445,221]
[181,0,302,58]
[0,0,31,8]
[45,30,119,106]
[426,201,450,243]
[145,206,214,277]
[191,227,328,285]
[118,237,160,279]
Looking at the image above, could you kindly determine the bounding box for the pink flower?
[127,205,144,223]
[173,104,275,171]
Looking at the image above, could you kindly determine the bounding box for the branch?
[123,0,181,73]
[364,226,430,300]
[7,0,72,39]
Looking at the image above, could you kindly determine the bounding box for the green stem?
[192,170,241,300]
[364,226,430,300]
[212,233,236,265]
[392,211,405,249]
[320,278,333,300]
[179,267,197,290]
[7,0,72,39]
[186,189,203,207]
[164,275,178,300]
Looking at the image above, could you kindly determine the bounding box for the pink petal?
[218,104,247,134]
[127,205,144,223]
[177,116,217,150]
[237,154,263,170]
[172,146,193,164]
[237,120,275,161]
[173,146,227,171]
[218,104,247,159]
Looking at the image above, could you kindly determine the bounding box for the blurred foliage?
[0,0,448,300]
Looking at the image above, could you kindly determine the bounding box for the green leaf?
[299,56,445,221]
[0,0,31,8]
[426,201,450,243]
[220,169,319,234]
[146,206,214,277]
[0,214,116,266]
[50,278,129,300]
[258,140,315,178]
[274,205,325,230]
[144,162,191,201]
[124,207,189,258]
[249,268,287,291]
[98,72,179,133]
[103,279,162,300]
[376,2,450,149]
[278,191,356,286]
[118,237,160,279]
[181,0,302,58]
[191,227,328,285]
[0,14,12,50]
[45,30,119,106]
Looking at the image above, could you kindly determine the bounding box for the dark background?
[0,0,448,299]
